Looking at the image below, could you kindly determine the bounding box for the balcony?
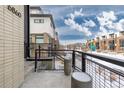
[21,71,71,88]
[22,45,124,88]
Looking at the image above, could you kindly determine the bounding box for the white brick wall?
[0,5,24,88]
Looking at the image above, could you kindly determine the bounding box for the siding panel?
[0,5,24,88]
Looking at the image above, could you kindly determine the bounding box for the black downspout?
[24,5,30,58]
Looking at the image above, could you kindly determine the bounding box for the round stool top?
[72,72,91,82]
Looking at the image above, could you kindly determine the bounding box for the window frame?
[34,19,44,23]
[35,35,44,44]
[120,39,124,48]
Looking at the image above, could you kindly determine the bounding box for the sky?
[40,5,124,45]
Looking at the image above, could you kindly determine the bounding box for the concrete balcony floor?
[21,70,71,88]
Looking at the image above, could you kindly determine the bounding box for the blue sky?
[40,5,124,45]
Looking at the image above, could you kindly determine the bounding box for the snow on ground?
[74,50,124,87]
[87,51,124,60]
[86,51,124,71]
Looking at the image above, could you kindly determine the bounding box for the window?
[34,19,44,23]
[104,40,106,44]
[120,39,124,47]
[109,34,114,38]
[36,35,44,43]
[120,32,124,36]
[109,40,115,50]
[96,42,99,49]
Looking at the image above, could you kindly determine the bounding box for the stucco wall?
[30,17,55,38]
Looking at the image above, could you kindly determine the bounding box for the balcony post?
[35,50,37,72]
[72,50,75,70]
[39,45,41,58]
[82,53,86,72]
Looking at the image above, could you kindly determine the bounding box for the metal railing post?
[35,50,37,72]
[72,50,75,70]
[82,53,86,72]
[39,45,41,58]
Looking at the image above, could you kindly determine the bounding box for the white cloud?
[82,27,92,36]
[115,19,124,31]
[97,11,117,27]
[96,11,117,34]
[64,18,92,36]
[56,26,74,35]
[60,39,86,45]
[64,18,75,26]
[70,13,75,19]
[64,8,95,36]
[97,11,116,25]
[84,20,96,27]
[96,26,108,36]
[65,10,124,38]
[67,8,84,19]
[114,23,123,31]
[96,11,124,37]
[100,26,107,33]
[74,8,84,17]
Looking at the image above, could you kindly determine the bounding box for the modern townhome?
[100,35,108,51]
[92,31,124,54]
[108,33,116,51]
[117,31,124,53]
[95,37,100,51]
[29,6,58,58]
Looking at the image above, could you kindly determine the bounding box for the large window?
[109,40,115,50]
[109,34,114,38]
[36,35,44,43]
[120,39,124,47]
[120,31,124,36]
[34,19,44,23]
[96,42,99,49]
